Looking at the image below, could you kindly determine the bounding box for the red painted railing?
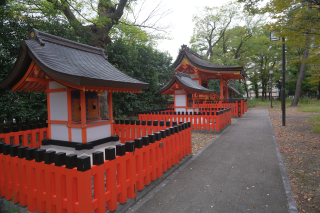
[138,109,231,132]
[167,99,247,117]
[0,124,48,148]
[0,122,191,213]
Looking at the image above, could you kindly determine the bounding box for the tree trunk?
[291,47,310,106]
[317,79,320,100]
[243,80,249,98]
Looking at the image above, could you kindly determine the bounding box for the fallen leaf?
[211,206,213,208]
[253,206,255,208]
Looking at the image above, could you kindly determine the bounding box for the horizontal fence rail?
[0,123,48,148]
[0,122,192,213]
[138,109,231,133]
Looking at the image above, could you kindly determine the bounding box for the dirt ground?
[191,118,238,155]
[253,105,320,213]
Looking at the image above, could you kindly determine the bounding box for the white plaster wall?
[71,128,82,142]
[175,95,186,107]
[86,124,111,142]
[175,90,185,94]
[49,81,66,89]
[190,74,199,78]
[51,124,69,141]
[49,92,68,121]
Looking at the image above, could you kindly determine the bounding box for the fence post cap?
[142,136,149,146]
[54,152,66,167]
[116,144,126,156]
[125,141,135,152]
[134,138,143,149]
[18,146,27,158]
[35,149,46,162]
[92,151,104,165]
[66,154,77,169]
[77,155,91,172]
[44,150,56,164]
[105,147,116,160]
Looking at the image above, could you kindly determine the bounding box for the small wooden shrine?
[159,45,245,112]
[0,29,148,146]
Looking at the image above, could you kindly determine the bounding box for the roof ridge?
[28,29,106,59]
[181,44,203,59]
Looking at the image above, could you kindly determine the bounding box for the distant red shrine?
[159,45,245,113]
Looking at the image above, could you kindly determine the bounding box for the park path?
[130,109,292,213]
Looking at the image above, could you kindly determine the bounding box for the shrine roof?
[228,82,240,95]
[0,29,148,90]
[173,45,245,76]
[159,71,213,94]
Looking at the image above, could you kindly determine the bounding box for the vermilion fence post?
[26,147,37,212]
[92,151,106,213]
[76,155,92,213]
[54,152,67,213]
[141,120,147,136]
[154,132,162,178]
[119,120,125,143]
[17,146,27,206]
[142,136,150,186]
[160,130,167,173]
[134,138,144,191]
[165,129,171,169]
[30,124,37,148]
[65,153,77,213]
[44,150,55,213]
[116,144,127,203]
[152,121,158,134]
[35,149,45,212]
[148,134,156,181]
[21,125,28,147]
[147,120,152,135]
[125,141,137,199]
[2,145,10,200]
[105,147,118,212]
[0,143,5,198]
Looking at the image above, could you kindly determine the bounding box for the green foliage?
[0,1,89,124]
[107,39,173,118]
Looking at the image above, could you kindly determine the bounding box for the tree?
[107,39,173,118]
[239,0,320,105]
[190,2,241,59]
[12,0,169,54]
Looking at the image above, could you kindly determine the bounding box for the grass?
[248,98,320,113]
[307,115,320,133]
[298,99,320,113]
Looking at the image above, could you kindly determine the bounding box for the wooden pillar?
[80,91,87,143]
[225,80,229,99]
[220,77,224,99]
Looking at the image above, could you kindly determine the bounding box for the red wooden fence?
[0,122,191,213]
[138,109,231,132]
[0,124,47,148]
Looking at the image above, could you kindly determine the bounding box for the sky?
[150,0,228,60]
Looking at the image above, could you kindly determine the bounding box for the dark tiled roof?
[173,45,244,74]
[228,82,240,95]
[159,71,213,94]
[0,29,148,90]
